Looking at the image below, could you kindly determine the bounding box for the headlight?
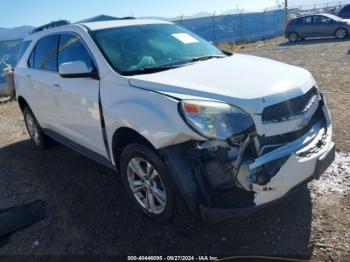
[179,100,254,140]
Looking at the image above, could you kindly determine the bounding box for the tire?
[120,143,176,224]
[288,32,299,42]
[23,106,51,149]
[335,28,347,39]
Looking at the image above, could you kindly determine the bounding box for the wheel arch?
[335,27,348,36]
[17,96,30,112]
[112,127,157,171]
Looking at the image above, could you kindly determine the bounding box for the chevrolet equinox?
[14,19,335,223]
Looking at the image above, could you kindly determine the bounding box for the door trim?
[43,128,115,170]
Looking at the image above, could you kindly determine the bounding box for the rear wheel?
[335,28,347,39]
[23,106,51,149]
[288,32,299,42]
[120,143,175,224]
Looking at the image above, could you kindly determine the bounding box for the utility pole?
[285,0,288,26]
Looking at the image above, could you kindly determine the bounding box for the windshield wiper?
[123,64,181,76]
[123,55,227,76]
[190,55,226,62]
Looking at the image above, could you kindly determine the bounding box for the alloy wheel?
[289,33,298,42]
[127,157,167,214]
[25,113,40,145]
[335,28,347,39]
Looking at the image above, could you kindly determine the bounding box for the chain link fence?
[173,1,350,45]
[288,0,350,20]
[174,9,285,45]
[0,39,21,98]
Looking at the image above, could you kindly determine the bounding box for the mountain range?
[0,26,34,41]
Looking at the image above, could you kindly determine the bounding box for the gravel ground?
[0,38,349,261]
[234,37,350,153]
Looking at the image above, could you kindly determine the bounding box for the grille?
[262,87,318,123]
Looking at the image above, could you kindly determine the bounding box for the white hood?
[129,54,316,115]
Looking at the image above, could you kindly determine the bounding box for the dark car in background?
[285,14,350,42]
[338,4,350,19]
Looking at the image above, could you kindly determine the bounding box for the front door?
[312,16,335,37]
[54,33,107,158]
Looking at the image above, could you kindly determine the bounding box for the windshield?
[324,14,343,21]
[90,23,226,75]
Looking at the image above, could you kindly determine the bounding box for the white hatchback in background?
[15,19,335,223]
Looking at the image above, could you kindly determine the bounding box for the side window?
[17,40,31,64]
[313,16,320,24]
[58,34,94,69]
[33,35,58,71]
[320,16,332,24]
[28,48,35,68]
[302,17,312,24]
[291,19,299,25]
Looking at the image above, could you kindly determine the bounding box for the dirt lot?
[0,38,349,261]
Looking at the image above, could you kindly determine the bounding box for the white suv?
[15,19,335,223]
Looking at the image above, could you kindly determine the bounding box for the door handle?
[53,84,61,89]
[26,75,31,79]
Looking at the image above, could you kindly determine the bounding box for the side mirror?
[59,61,98,79]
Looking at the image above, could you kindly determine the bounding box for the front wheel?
[335,28,347,39]
[120,143,175,224]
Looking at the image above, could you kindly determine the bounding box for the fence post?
[284,0,288,26]
[262,9,266,40]
[212,11,217,45]
[238,9,243,43]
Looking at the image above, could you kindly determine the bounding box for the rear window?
[292,18,302,24]
[31,35,59,71]
[17,40,31,64]
[28,48,35,68]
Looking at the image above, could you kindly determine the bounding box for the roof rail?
[76,15,135,23]
[31,20,70,34]
[119,17,135,20]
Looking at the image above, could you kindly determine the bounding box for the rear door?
[25,35,60,129]
[298,16,314,37]
[54,33,107,157]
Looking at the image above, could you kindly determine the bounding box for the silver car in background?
[285,14,350,42]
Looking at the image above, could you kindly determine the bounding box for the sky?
[0,0,333,28]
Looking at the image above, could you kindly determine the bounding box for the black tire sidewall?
[335,28,347,39]
[23,106,48,149]
[119,143,175,224]
[288,32,298,42]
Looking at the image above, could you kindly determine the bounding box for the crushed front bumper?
[160,97,335,223]
[200,143,335,223]
[199,99,335,222]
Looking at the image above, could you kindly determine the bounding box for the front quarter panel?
[100,74,205,165]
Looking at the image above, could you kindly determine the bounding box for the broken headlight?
[180,100,254,140]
